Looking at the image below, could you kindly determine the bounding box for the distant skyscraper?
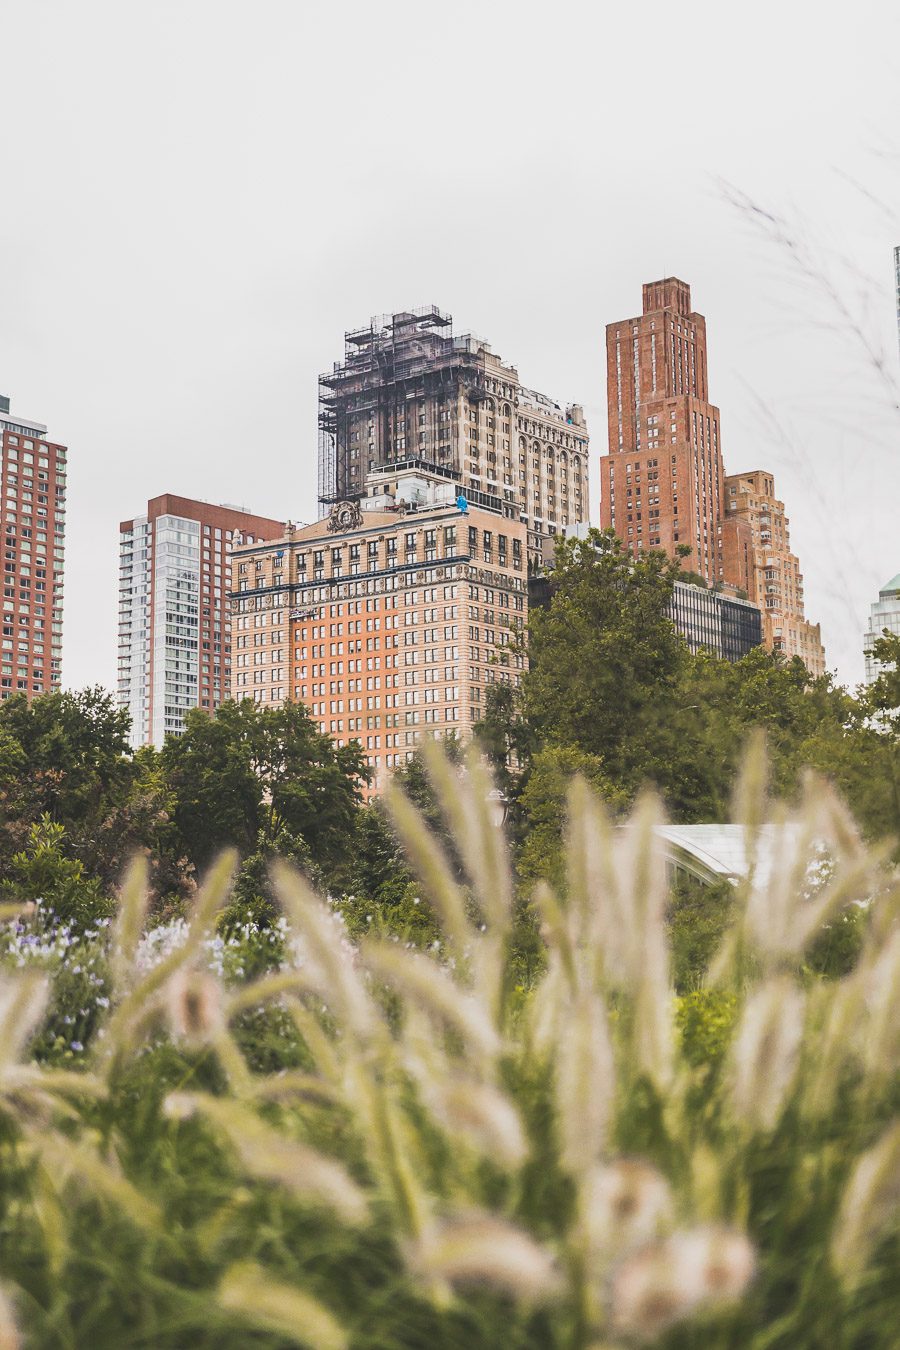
[318,307,589,566]
[118,494,284,747]
[864,572,900,685]
[0,393,67,702]
[894,246,900,358]
[599,278,731,585]
[724,470,826,677]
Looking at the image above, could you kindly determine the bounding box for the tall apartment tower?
[118,494,284,748]
[724,470,826,677]
[863,572,900,685]
[1,394,66,702]
[599,278,734,585]
[894,246,900,359]
[318,307,589,565]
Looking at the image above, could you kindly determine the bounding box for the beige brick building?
[724,470,826,676]
[230,467,527,785]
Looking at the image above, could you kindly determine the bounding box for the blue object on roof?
[456,493,469,513]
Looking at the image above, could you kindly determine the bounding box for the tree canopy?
[480,529,900,862]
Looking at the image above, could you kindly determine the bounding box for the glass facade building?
[864,573,900,686]
[668,580,762,662]
[118,495,283,748]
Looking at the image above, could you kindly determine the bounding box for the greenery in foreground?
[0,743,895,1348]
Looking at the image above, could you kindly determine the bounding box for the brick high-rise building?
[230,465,527,786]
[118,494,284,747]
[724,470,826,676]
[599,278,729,585]
[318,307,588,566]
[1,393,66,702]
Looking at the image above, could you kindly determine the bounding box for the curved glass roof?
[656,823,802,886]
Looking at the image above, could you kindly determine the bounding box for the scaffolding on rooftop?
[317,307,498,509]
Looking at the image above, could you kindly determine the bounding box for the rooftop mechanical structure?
[318,306,502,506]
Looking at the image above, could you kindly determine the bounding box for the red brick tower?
[599,279,727,584]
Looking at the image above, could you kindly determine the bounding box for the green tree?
[517,745,628,889]
[865,631,900,727]
[0,687,135,872]
[522,539,900,844]
[346,802,413,911]
[523,529,687,798]
[162,700,369,882]
[0,815,112,930]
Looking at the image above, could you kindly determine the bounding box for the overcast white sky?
[2,0,898,691]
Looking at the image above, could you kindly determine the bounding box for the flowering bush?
[0,740,894,1347]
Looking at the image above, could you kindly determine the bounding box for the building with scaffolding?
[318,307,589,565]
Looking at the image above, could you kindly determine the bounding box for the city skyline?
[2,3,897,692]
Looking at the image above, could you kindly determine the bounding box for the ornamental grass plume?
[0,1289,18,1350]
[163,967,224,1045]
[163,1091,369,1226]
[581,1159,674,1261]
[830,1119,900,1290]
[610,1225,756,1340]
[217,1262,348,1350]
[728,975,806,1133]
[0,742,896,1347]
[406,1212,564,1303]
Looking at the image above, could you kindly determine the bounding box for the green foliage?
[517,745,629,890]
[346,802,414,912]
[0,747,893,1348]
[668,876,734,994]
[864,631,900,728]
[0,815,112,930]
[0,686,133,861]
[519,532,900,847]
[222,827,322,936]
[162,700,369,883]
[524,530,687,795]
[676,988,739,1071]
